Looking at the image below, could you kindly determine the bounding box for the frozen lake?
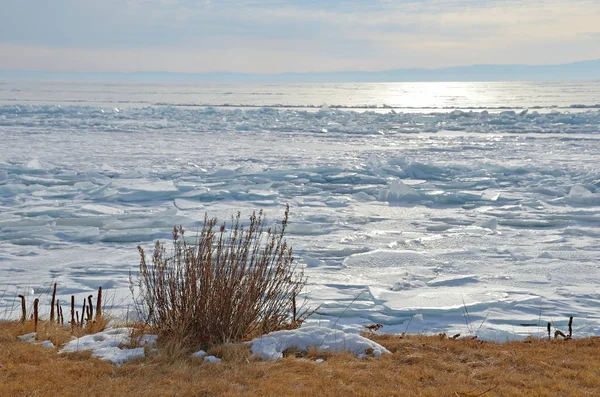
[1,80,600,339]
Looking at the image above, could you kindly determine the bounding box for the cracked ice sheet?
[1,94,600,340]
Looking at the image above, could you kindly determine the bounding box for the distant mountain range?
[2,59,599,83]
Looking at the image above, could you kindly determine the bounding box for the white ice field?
[1,81,600,341]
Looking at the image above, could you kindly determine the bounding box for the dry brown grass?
[6,316,110,348]
[2,321,600,396]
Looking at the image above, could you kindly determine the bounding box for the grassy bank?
[1,321,599,396]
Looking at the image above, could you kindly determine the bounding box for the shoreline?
[2,320,599,396]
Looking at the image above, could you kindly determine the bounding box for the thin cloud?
[1,0,599,72]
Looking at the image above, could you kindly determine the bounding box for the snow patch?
[17,332,37,343]
[250,325,390,360]
[92,347,145,365]
[59,328,146,365]
[192,350,207,358]
[39,340,56,349]
[17,333,55,349]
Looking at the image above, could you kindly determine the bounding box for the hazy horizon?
[1,58,599,83]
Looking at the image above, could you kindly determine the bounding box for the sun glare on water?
[382,82,492,110]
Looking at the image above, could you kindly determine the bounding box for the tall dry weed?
[136,205,305,348]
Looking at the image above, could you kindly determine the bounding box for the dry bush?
[136,205,305,349]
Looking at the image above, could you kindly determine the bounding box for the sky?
[1,0,600,74]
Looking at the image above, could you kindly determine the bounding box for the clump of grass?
[136,205,306,350]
